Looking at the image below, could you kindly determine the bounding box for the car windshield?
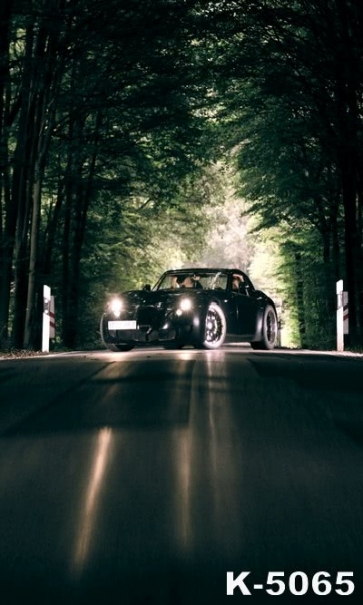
[154,271,228,291]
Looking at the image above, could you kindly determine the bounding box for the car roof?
[163,268,244,274]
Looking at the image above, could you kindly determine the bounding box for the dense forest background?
[1,0,362,351]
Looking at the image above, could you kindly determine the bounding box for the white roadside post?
[336,280,344,352]
[42,285,51,352]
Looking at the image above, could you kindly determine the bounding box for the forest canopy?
[1,0,362,350]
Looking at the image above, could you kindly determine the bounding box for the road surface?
[0,346,362,604]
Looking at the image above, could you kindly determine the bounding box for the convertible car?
[100,268,278,351]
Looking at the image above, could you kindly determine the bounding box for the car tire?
[197,302,226,349]
[251,304,278,350]
[100,316,135,352]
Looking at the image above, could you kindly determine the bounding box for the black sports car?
[100,268,278,351]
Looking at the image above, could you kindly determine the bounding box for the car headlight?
[177,298,193,314]
[109,297,123,318]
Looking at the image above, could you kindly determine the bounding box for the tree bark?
[0,0,15,342]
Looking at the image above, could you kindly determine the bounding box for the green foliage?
[2,0,363,351]
[279,237,337,349]
[202,0,362,347]
[70,166,221,348]
[0,0,218,348]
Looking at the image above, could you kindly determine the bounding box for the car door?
[233,283,259,337]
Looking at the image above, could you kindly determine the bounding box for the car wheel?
[100,316,135,352]
[198,302,226,349]
[251,304,278,350]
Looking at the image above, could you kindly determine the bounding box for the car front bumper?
[103,318,194,344]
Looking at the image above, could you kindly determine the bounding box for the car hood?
[124,289,204,306]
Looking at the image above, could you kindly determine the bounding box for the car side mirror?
[143,284,151,291]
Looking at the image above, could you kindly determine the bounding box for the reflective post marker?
[343,291,349,335]
[50,295,56,339]
[42,285,51,352]
[336,280,344,352]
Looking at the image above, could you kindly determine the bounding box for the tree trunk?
[10,21,37,348]
[294,251,306,345]
[61,110,101,349]
[23,171,42,348]
[24,76,61,347]
[0,0,15,343]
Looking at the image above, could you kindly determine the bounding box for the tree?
[203,0,363,345]
[0,0,216,349]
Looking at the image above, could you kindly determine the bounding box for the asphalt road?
[0,346,362,604]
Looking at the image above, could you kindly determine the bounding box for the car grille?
[137,306,161,332]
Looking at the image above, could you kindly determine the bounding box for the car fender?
[190,295,225,343]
